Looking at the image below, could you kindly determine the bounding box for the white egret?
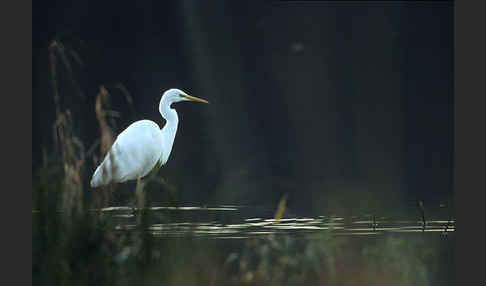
[90,88,208,187]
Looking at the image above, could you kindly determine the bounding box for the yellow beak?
[181,93,209,104]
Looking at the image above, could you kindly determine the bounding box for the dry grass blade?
[52,110,85,219]
[95,86,115,157]
[274,193,288,223]
[49,40,61,117]
[49,39,86,220]
[92,86,123,208]
[49,38,85,99]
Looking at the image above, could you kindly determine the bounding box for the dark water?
[90,203,455,239]
[33,201,455,286]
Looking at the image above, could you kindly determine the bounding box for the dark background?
[33,1,453,215]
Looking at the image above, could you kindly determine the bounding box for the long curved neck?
[159,98,179,164]
[160,99,179,128]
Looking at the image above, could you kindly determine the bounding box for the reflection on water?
[33,202,455,286]
[91,204,455,239]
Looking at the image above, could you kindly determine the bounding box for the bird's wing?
[111,121,162,181]
[91,120,162,186]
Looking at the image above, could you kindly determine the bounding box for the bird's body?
[90,120,165,187]
[90,88,208,188]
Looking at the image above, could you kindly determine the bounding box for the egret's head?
[161,88,209,105]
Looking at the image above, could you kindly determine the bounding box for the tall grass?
[34,38,154,286]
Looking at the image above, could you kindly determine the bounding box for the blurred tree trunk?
[178,0,272,204]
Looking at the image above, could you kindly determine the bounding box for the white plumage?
[90,88,208,187]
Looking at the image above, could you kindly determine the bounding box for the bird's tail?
[90,154,114,188]
[90,165,104,188]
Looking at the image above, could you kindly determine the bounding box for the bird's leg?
[131,175,141,216]
[418,200,426,232]
[130,198,137,217]
[146,162,162,184]
[135,175,146,216]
